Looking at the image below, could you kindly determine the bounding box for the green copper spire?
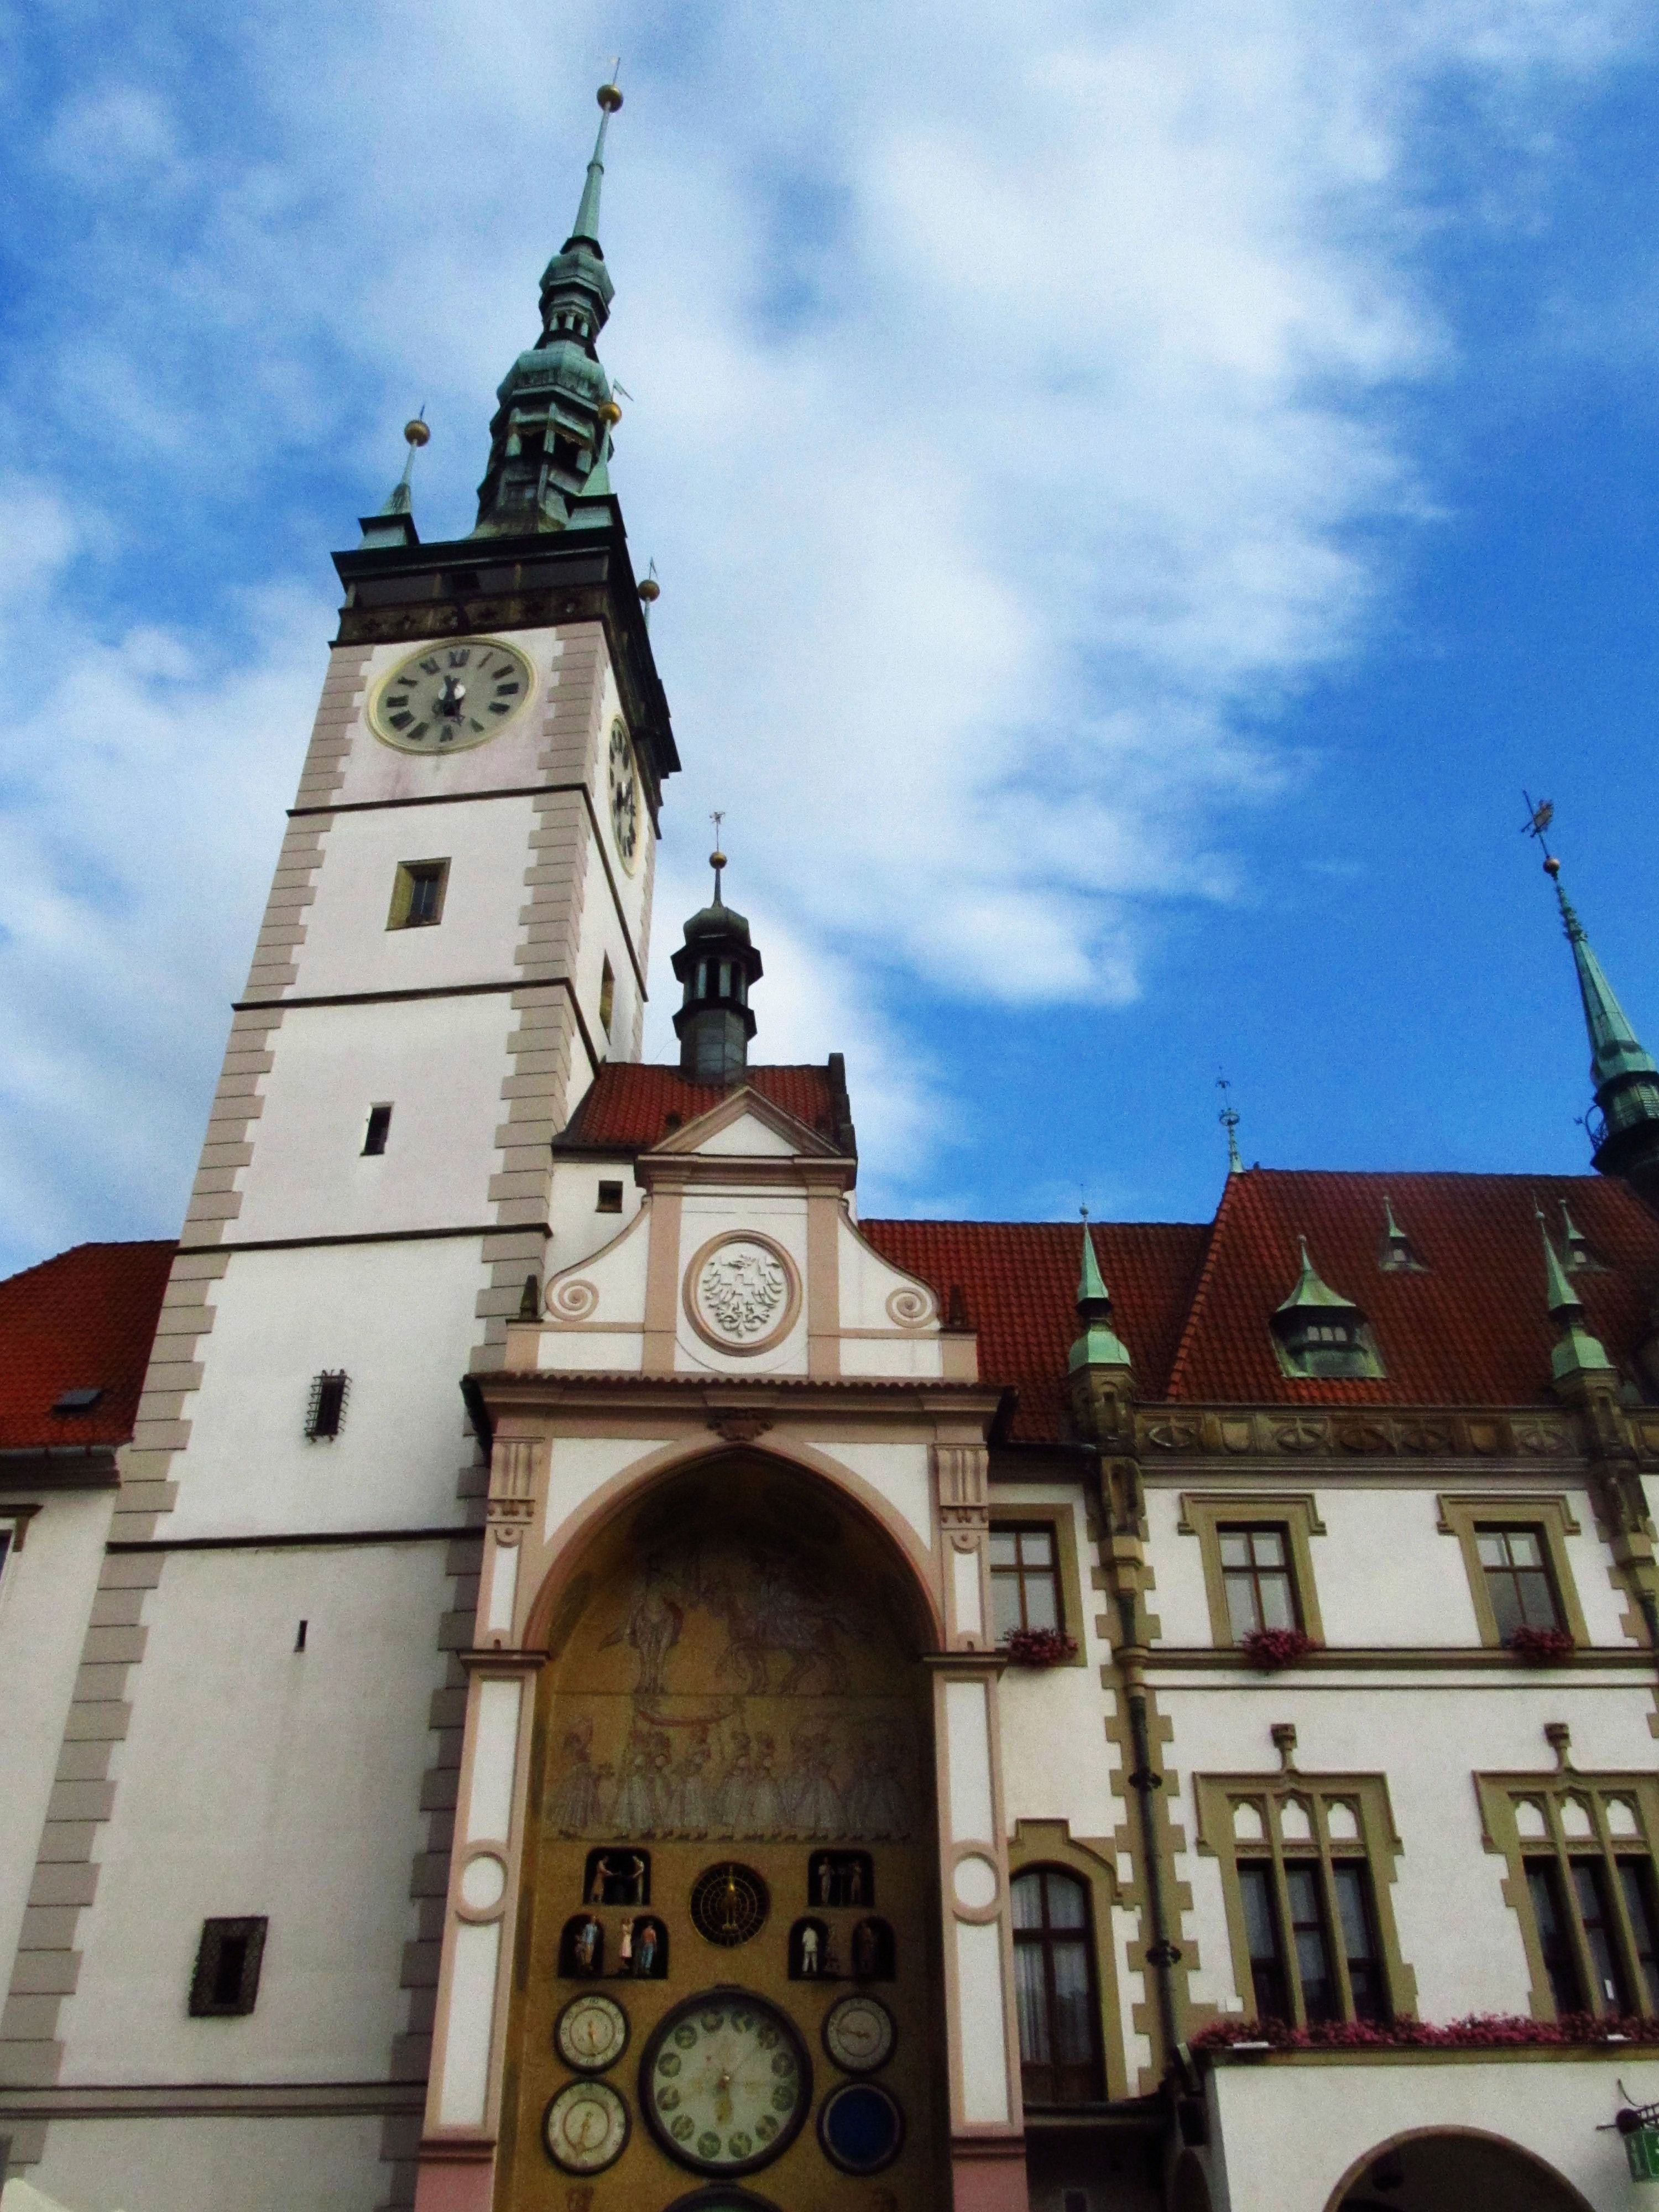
[473,76,627,538]
[1276,1237,1352,1314]
[1537,1203,1613,1383]
[1068,1217,1131,1373]
[1526,802,1659,1212]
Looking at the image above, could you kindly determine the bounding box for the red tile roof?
[859,1219,1211,1441]
[0,1241,174,1451]
[561,1063,841,1150]
[1165,1168,1659,1407]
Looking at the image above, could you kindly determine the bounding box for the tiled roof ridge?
[858,1214,1207,1232]
[1163,1168,1250,1399]
[2,1235,175,1286]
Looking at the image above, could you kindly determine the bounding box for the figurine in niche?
[821,1928,841,1979]
[852,1917,893,1980]
[587,1849,649,1906]
[816,1859,833,1908]
[798,1924,820,1977]
[845,1860,864,1906]
[633,1918,660,1977]
[573,1915,602,1976]
[618,1917,634,1971]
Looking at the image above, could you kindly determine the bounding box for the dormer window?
[1559,1200,1604,1272]
[1271,1239,1385,1380]
[1377,1197,1427,1274]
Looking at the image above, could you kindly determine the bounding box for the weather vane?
[1521,790,1560,875]
[1217,1072,1243,1174]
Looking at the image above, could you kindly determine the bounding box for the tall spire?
[473,74,627,538]
[1524,797,1659,1212]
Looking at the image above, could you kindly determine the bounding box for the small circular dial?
[641,1990,810,2176]
[690,1863,769,1948]
[608,718,640,871]
[822,1994,896,2074]
[369,638,534,754]
[818,2080,905,2176]
[555,1991,629,2074]
[542,2078,629,2174]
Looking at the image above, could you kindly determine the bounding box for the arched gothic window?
[1010,1867,1103,2105]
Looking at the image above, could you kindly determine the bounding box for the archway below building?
[1330,2128,1593,2212]
[496,1453,945,2212]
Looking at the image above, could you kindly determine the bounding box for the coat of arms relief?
[688,1235,798,1352]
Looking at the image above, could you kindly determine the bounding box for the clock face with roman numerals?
[369,638,534,754]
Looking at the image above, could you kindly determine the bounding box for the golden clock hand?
[715,2068,733,2126]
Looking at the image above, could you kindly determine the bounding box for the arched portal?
[1327,2127,1595,2212]
[495,1453,945,2212]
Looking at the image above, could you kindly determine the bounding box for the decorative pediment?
[643,1084,845,1164]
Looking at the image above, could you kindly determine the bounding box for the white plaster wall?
[1160,1676,1659,2025]
[1145,1478,1630,1650]
[588,656,651,957]
[837,1217,939,1332]
[62,1543,450,2086]
[165,1240,488,1537]
[539,1207,650,1372]
[232,997,517,1242]
[673,1191,809,1375]
[288,796,540,999]
[547,1160,645,1273]
[0,1491,113,1992]
[994,1494,1119,1840]
[1209,2051,1642,2212]
[695,1114,797,1157]
[839,1337,947,1378]
[569,804,643,1072]
[30,2111,388,2212]
[818,1441,932,1549]
[542,1437,677,1545]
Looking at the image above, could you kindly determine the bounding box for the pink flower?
[1506,1625,1576,1665]
[1237,1626,1321,1672]
[1005,1627,1079,1667]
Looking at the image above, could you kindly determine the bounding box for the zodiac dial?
[641,1990,810,2176]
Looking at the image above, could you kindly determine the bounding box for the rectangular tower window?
[596,1180,624,1213]
[304,1371,349,1442]
[599,956,615,1039]
[362,1104,392,1156]
[188,1916,268,2017]
[387,859,449,929]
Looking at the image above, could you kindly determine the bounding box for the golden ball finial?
[403,416,431,449]
[596,398,622,429]
[597,80,623,113]
[1544,854,1562,878]
[709,849,727,872]
[638,577,660,604]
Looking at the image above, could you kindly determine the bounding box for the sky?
[3,0,1659,1272]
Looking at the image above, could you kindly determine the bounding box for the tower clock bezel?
[367,635,536,755]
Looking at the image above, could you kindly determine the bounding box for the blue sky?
[2,1,1658,1272]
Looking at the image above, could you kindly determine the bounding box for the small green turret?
[1538,1206,1615,1387]
[1067,1218,1134,1443]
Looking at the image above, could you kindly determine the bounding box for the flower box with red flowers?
[1506,1625,1576,1665]
[1005,1627,1078,1668]
[1237,1626,1320,1673]
[1193,2010,1659,2055]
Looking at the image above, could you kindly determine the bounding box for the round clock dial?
[608,718,641,872]
[818,2079,905,2176]
[542,2078,629,2174]
[369,638,534,754]
[641,1989,810,2176]
[822,1993,896,2074]
[555,1991,629,2074]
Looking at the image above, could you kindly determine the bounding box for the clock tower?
[0,79,676,2211]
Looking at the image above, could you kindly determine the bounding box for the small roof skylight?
[51,1386,104,1414]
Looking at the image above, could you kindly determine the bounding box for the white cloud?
[0,0,1652,1249]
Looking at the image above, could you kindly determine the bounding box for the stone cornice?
[479,1368,1005,1427]
[1132,1404,1617,1465]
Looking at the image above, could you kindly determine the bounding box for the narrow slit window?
[1526,1860,1584,2015]
[1572,1858,1629,2012]
[305,1371,349,1442]
[1238,1863,1290,2022]
[1285,1862,1338,2023]
[362,1104,392,1156]
[596,1180,624,1213]
[388,859,449,930]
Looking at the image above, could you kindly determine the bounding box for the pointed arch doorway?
[495,1453,946,2212]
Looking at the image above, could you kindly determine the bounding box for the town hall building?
[5,79,1659,2212]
